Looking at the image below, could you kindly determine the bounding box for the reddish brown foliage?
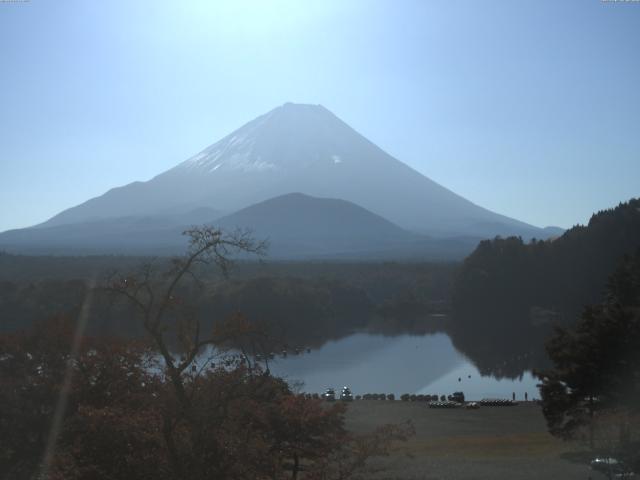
[1,228,413,479]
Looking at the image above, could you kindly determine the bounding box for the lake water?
[265,333,539,400]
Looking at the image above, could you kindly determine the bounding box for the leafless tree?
[105,226,267,478]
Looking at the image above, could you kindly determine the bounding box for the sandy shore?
[344,400,593,479]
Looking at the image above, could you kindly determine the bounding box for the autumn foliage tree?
[0,227,413,480]
[0,315,163,480]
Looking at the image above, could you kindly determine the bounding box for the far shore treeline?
[0,257,455,348]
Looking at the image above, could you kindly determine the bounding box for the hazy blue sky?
[1,0,638,232]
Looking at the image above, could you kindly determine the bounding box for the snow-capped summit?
[34,102,542,238]
[179,103,355,174]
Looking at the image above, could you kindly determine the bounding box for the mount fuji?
[0,103,558,257]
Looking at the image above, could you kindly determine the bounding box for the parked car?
[479,398,517,406]
[590,457,635,478]
[428,400,461,409]
[340,387,353,402]
[465,402,480,409]
[322,388,336,401]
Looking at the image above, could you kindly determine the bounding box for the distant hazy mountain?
[0,217,183,255]
[0,193,479,259]
[215,193,418,258]
[541,226,565,238]
[34,103,549,238]
[0,207,220,255]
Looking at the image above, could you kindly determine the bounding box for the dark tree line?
[450,198,640,377]
[1,255,454,350]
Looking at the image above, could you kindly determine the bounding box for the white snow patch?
[178,111,284,173]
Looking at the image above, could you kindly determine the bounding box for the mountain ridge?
[34,103,546,239]
[0,192,479,259]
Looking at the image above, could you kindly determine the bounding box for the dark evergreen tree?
[537,250,640,468]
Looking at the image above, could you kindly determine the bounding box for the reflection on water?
[416,362,539,401]
[267,333,540,399]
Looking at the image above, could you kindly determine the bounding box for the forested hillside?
[450,198,640,377]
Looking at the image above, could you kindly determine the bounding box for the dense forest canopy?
[450,198,640,377]
[0,255,454,349]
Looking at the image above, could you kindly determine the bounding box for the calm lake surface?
[265,333,539,400]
